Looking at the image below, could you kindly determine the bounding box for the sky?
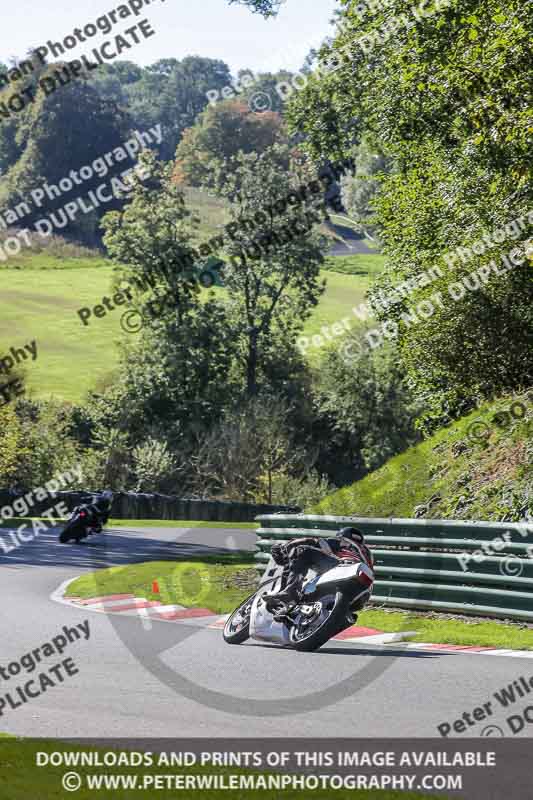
[1,0,339,76]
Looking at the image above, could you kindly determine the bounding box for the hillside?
[316,391,532,523]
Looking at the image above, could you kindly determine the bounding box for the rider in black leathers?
[78,491,112,532]
[267,527,373,617]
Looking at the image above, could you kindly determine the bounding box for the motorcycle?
[58,492,112,544]
[223,546,374,652]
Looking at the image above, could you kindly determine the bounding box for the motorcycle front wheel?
[223,590,257,644]
[59,521,85,544]
[289,591,348,652]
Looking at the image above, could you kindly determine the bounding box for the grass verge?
[359,609,533,650]
[65,558,258,615]
[0,518,258,530]
[0,739,438,800]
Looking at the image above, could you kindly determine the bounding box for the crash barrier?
[255,514,533,621]
[0,489,299,523]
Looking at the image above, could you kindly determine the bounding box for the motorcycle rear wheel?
[223,590,257,644]
[289,591,348,652]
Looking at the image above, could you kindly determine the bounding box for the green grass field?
[0,251,385,401]
[0,518,258,529]
[66,557,257,615]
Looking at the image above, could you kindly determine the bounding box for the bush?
[313,327,421,480]
[261,468,332,510]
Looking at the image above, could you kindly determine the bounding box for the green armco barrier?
[255,514,533,621]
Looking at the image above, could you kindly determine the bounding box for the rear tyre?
[223,590,257,644]
[289,591,349,652]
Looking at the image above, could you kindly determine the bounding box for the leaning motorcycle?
[223,549,374,652]
[59,493,111,544]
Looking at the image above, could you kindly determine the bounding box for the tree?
[0,405,27,486]
[313,328,421,479]
[132,437,177,493]
[174,100,286,188]
[9,401,81,489]
[340,136,392,242]
[102,151,201,305]
[87,60,143,112]
[90,57,235,161]
[287,0,533,427]
[100,152,240,447]
[215,144,326,396]
[235,69,297,115]
[0,64,132,245]
[191,395,307,501]
[229,0,284,15]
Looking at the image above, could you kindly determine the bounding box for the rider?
[267,527,373,616]
[79,490,113,532]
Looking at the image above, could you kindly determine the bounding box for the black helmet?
[95,491,112,511]
[337,526,365,543]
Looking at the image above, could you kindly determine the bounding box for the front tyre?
[223,590,256,644]
[59,521,84,544]
[289,591,348,652]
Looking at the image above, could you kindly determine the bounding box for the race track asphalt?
[0,525,530,739]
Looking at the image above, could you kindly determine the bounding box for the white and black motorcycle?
[223,545,374,652]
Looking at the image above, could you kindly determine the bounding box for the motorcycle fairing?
[315,561,373,588]
[249,580,292,645]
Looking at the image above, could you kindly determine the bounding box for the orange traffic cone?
[152,580,160,594]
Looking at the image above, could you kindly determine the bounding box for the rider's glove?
[271,543,289,565]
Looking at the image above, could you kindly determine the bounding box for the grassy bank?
[316,390,532,522]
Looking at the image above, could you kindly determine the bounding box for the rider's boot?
[270,575,303,621]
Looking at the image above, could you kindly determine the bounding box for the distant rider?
[267,527,374,616]
[79,490,113,532]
